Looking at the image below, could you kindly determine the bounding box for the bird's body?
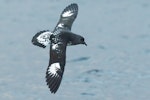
[32,3,86,93]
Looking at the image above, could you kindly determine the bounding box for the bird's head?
[79,37,87,46]
[60,31,87,46]
[69,33,87,46]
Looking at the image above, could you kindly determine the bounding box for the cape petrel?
[32,3,86,93]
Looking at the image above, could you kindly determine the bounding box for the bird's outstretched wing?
[46,40,67,93]
[54,3,78,32]
[31,3,78,48]
[32,30,52,48]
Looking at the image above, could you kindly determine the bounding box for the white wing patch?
[37,31,52,46]
[52,42,63,51]
[48,63,61,77]
[58,23,64,28]
[52,44,59,50]
[62,10,73,17]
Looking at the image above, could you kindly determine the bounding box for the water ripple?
[69,57,90,62]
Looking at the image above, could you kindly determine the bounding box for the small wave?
[81,92,95,96]
[69,57,90,62]
[77,69,103,83]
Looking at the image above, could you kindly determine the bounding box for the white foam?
[48,63,60,77]
[62,11,73,17]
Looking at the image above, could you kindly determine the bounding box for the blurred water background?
[0,0,150,100]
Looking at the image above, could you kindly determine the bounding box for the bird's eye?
[80,38,84,42]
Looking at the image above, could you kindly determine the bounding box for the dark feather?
[46,32,67,93]
[54,3,78,32]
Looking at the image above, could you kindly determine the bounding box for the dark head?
[69,33,87,46]
[61,31,87,46]
[79,37,87,46]
[69,34,87,46]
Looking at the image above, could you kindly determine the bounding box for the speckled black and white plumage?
[31,3,87,94]
[32,30,51,48]
[54,3,78,32]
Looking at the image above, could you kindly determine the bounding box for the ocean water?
[0,0,150,100]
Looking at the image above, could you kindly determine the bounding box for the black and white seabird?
[31,3,86,94]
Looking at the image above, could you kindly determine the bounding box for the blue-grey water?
[0,0,150,100]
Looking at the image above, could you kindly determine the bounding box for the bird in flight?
[32,3,87,94]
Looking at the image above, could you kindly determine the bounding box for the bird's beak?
[83,42,87,46]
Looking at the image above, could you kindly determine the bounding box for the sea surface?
[0,0,150,100]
